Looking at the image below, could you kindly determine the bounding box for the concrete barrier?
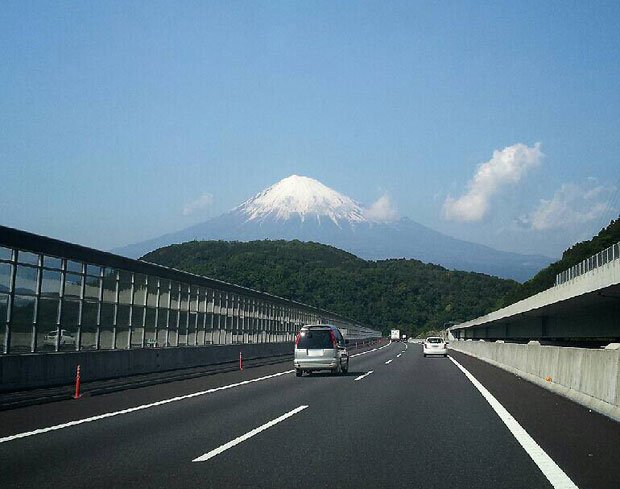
[0,343,294,393]
[0,338,387,393]
[450,340,620,422]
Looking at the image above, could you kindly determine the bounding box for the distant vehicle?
[294,325,349,377]
[43,329,76,348]
[423,337,448,357]
[390,329,401,342]
[401,334,407,342]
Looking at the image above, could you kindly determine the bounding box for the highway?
[1,342,618,489]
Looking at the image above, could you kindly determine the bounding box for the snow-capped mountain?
[238,175,368,225]
[113,175,551,281]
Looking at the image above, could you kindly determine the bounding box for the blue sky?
[1,1,619,258]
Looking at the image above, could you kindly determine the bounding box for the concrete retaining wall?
[450,340,620,422]
[0,343,294,392]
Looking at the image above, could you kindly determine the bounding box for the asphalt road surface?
[1,342,618,489]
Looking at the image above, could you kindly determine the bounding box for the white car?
[43,329,76,348]
[423,337,448,357]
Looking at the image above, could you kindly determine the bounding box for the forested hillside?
[142,240,518,337]
[502,216,620,306]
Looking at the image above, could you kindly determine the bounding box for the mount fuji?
[114,175,551,281]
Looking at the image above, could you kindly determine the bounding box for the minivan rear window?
[297,330,333,349]
[427,338,443,343]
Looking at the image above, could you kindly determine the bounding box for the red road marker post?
[73,364,81,399]
[239,351,243,371]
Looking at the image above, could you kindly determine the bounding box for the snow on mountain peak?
[236,175,369,225]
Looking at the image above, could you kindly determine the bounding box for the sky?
[1,1,619,258]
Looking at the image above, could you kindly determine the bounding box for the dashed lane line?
[354,371,374,381]
[193,405,309,462]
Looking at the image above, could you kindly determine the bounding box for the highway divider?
[0,337,386,410]
[0,342,296,394]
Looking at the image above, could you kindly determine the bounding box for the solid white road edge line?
[448,356,579,489]
[0,370,295,445]
[193,405,309,462]
[354,370,374,381]
[0,341,391,445]
[350,341,390,358]
[385,360,393,365]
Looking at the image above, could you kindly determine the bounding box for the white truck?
[390,329,401,342]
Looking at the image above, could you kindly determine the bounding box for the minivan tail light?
[329,330,338,348]
[295,333,301,346]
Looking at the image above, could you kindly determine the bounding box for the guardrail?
[555,241,620,286]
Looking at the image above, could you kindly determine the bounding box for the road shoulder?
[449,349,620,489]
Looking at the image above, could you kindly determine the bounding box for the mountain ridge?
[114,175,552,281]
[142,239,519,336]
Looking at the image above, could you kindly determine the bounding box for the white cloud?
[182,193,214,216]
[364,194,398,222]
[527,182,615,231]
[443,143,543,222]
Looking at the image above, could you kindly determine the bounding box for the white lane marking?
[396,354,402,358]
[0,341,392,445]
[449,357,579,489]
[0,370,295,445]
[385,359,393,365]
[193,405,309,462]
[350,341,390,358]
[354,370,374,381]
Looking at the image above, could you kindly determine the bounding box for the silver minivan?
[294,325,349,377]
